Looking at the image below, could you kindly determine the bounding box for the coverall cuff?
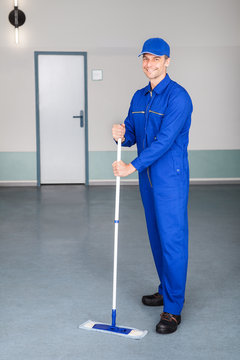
[131,158,145,172]
[113,137,128,147]
[121,137,127,146]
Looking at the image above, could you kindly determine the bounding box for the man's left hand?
[112,161,136,177]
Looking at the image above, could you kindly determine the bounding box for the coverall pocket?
[149,111,164,133]
[171,151,183,175]
[131,111,145,131]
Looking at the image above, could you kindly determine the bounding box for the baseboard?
[89,179,139,185]
[0,181,37,186]
[0,178,239,187]
[89,178,240,186]
[190,178,240,185]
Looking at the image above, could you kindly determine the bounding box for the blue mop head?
[79,320,148,340]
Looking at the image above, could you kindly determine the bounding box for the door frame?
[34,51,89,186]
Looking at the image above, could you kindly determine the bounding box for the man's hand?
[112,160,136,177]
[112,124,126,142]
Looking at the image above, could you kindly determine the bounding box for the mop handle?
[112,138,121,327]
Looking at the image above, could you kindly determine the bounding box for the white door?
[38,54,86,184]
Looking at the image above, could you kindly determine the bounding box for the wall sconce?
[8,0,26,44]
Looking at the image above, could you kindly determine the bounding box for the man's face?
[142,53,170,81]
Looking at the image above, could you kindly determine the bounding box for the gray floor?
[0,185,239,360]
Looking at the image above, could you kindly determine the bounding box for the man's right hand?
[112,124,126,142]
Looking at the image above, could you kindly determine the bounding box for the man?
[112,38,193,334]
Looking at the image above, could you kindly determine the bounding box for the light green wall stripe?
[89,150,240,180]
[188,150,240,178]
[0,150,239,181]
[0,152,36,181]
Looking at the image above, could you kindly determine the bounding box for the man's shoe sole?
[156,326,178,334]
[142,300,164,306]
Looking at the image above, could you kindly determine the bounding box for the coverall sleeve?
[131,90,192,172]
[121,99,136,147]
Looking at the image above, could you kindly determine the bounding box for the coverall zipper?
[147,167,152,187]
[142,137,152,187]
[144,91,153,187]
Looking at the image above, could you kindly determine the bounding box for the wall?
[0,0,239,184]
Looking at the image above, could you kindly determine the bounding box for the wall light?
[8,0,26,45]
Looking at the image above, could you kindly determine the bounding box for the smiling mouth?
[145,68,156,74]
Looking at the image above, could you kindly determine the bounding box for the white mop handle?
[112,138,121,311]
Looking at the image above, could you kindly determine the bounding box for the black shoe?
[142,292,164,306]
[156,312,181,334]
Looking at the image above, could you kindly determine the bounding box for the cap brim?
[138,51,167,57]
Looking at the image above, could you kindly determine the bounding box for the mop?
[79,138,148,340]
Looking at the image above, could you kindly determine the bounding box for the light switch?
[92,69,103,81]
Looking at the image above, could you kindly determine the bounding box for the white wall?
[0,0,239,153]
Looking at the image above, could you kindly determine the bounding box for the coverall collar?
[144,73,171,95]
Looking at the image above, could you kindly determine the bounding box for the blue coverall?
[122,73,193,315]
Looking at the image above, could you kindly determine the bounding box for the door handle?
[73,110,84,127]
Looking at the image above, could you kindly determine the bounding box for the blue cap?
[138,38,170,57]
